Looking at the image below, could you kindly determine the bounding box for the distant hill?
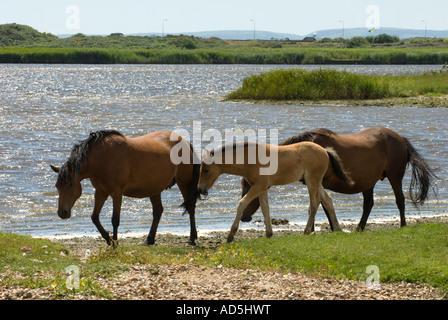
[2,23,448,48]
[180,30,304,40]
[0,23,58,45]
[131,30,303,40]
[306,27,448,39]
[132,28,448,40]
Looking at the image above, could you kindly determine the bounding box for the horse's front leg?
[228,185,264,243]
[111,194,123,247]
[258,191,273,238]
[91,190,110,244]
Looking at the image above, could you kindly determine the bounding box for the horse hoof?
[188,240,197,246]
[110,239,119,248]
[144,238,155,246]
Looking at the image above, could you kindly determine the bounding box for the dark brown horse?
[51,130,201,246]
[241,127,436,231]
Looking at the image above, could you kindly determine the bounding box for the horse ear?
[202,149,210,162]
[50,165,60,173]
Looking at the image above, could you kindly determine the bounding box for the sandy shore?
[235,95,448,108]
[54,213,448,256]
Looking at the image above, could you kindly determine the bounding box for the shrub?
[226,69,391,100]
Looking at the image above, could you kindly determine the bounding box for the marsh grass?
[226,68,448,101]
[1,47,448,65]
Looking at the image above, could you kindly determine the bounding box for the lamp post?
[339,20,345,39]
[250,19,256,40]
[162,19,168,37]
[421,20,427,38]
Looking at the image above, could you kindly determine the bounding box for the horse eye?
[203,169,209,173]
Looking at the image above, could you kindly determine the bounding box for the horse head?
[197,149,220,196]
[50,163,82,219]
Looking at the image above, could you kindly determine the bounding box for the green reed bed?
[1,47,448,65]
[226,67,448,101]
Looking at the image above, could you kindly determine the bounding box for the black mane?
[59,130,124,183]
[280,128,336,146]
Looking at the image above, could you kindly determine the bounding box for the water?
[1,64,447,238]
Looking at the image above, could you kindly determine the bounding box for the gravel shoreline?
[2,215,447,300]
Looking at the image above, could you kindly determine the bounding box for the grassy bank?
[202,223,448,292]
[1,222,448,298]
[226,67,448,104]
[2,47,448,65]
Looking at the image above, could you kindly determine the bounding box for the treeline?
[1,47,448,65]
[1,24,448,65]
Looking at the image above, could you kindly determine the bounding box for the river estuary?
[1,64,447,238]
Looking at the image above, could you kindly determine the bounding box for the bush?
[226,69,391,100]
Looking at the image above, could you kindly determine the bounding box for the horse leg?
[91,190,110,245]
[390,178,406,227]
[258,190,273,238]
[176,175,198,246]
[304,184,320,235]
[145,194,163,245]
[321,206,332,231]
[357,187,374,231]
[240,178,261,222]
[318,186,342,232]
[228,185,264,243]
[111,194,123,247]
[187,206,198,246]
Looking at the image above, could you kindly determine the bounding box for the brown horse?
[50,130,201,246]
[241,127,436,231]
[197,141,352,242]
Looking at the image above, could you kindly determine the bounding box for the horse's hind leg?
[187,207,198,246]
[176,175,198,246]
[258,190,273,238]
[389,178,406,227]
[318,186,341,232]
[145,194,163,245]
[304,184,320,235]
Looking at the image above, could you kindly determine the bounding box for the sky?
[1,0,448,36]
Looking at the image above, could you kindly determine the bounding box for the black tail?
[404,138,437,206]
[180,143,202,215]
[325,147,353,185]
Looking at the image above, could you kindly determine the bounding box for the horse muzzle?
[198,184,208,196]
[58,208,71,219]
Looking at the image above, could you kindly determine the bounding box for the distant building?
[300,33,320,42]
